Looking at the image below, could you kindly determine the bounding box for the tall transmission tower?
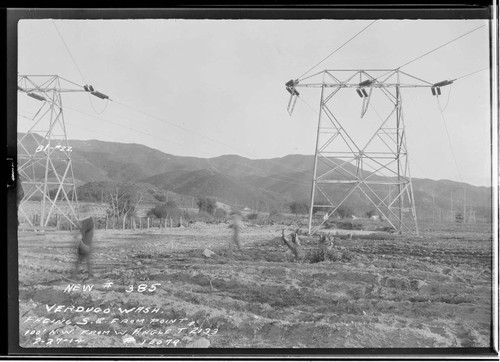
[17,74,108,229]
[287,69,452,236]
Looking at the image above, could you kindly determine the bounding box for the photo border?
[6,3,498,359]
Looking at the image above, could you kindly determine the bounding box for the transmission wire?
[52,20,88,85]
[375,24,487,81]
[396,24,486,70]
[441,84,453,112]
[110,99,316,181]
[436,96,464,182]
[65,104,314,189]
[455,67,489,80]
[297,20,378,80]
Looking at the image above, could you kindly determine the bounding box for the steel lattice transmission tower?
[287,69,451,236]
[17,75,108,229]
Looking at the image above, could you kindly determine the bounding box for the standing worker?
[228,212,242,252]
[72,204,95,279]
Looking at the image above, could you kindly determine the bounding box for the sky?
[17,18,492,186]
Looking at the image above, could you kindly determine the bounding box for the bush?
[306,248,342,264]
[341,250,355,262]
[269,208,281,217]
[289,201,309,215]
[148,200,182,220]
[214,208,227,221]
[194,211,214,223]
[197,197,217,215]
[247,213,259,220]
[336,205,354,219]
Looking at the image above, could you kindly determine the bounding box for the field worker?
[228,212,242,251]
[71,204,95,279]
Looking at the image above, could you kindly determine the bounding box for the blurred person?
[71,204,95,279]
[228,212,242,251]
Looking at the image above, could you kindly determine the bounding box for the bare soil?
[18,222,492,348]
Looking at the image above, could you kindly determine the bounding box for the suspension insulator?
[356,88,364,97]
[359,79,373,87]
[27,92,46,101]
[433,79,454,88]
[91,91,109,100]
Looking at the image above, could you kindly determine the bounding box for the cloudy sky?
[17,17,491,186]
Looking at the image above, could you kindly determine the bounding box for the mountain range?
[17,133,493,221]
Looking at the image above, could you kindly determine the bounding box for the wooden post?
[105,216,108,230]
[147,217,150,229]
[140,217,142,230]
[56,214,59,230]
[170,217,173,228]
[180,216,183,227]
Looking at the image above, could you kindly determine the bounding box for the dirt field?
[18,222,493,349]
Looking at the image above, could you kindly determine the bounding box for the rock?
[410,279,428,291]
[186,337,210,348]
[203,249,216,258]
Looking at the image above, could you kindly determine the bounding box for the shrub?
[336,205,354,219]
[148,200,182,220]
[197,197,217,215]
[194,211,214,223]
[247,213,259,220]
[341,250,355,262]
[306,248,342,264]
[289,201,309,215]
[269,208,281,217]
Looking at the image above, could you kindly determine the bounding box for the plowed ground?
[18,223,492,349]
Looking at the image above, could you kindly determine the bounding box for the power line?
[64,104,314,189]
[456,67,489,80]
[396,24,486,70]
[436,96,464,182]
[52,20,88,85]
[441,84,453,112]
[46,24,320,186]
[88,94,109,115]
[110,98,317,181]
[298,20,377,80]
[111,99,259,159]
[373,24,487,82]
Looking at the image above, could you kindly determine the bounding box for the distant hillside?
[17,134,493,220]
[142,168,290,210]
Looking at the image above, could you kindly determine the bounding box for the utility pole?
[288,69,428,235]
[17,75,109,229]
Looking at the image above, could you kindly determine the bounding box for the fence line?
[27,214,188,231]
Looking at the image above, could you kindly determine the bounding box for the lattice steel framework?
[287,69,444,236]
[17,75,86,229]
